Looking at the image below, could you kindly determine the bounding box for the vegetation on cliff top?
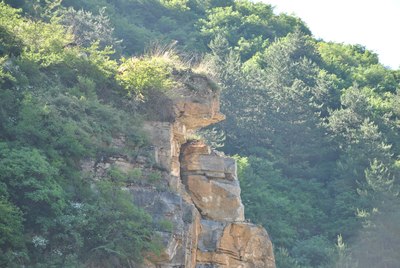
[0,2,163,266]
[1,0,400,267]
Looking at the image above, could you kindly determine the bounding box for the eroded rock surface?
[196,222,275,268]
[181,141,244,222]
[83,75,275,267]
[130,187,200,267]
[141,78,275,268]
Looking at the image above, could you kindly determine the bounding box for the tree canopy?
[0,0,399,267]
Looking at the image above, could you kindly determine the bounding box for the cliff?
[83,74,276,267]
[141,74,276,268]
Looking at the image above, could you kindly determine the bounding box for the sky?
[256,0,400,69]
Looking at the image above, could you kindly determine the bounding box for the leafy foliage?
[0,2,159,266]
[58,7,121,50]
[0,145,65,227]
[116,55,176,98]
[1,0,400,267]
[199,0,310,61]
[83,181,161,266]
[0,198,25,266]
[204,4,399,267]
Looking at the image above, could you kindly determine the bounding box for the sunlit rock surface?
[180,141,245,222]
[141,77,275,268]
[83,75,275,267]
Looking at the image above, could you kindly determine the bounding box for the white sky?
[255,0,400,69]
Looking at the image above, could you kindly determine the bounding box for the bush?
[58,7,121,50]
[0,198,25,267]
[292,235,335,267]
[84,180,162,266]
[0,144,66,228]
[157,219,174,232]
[116,56,176,99]
[0,3,159,266]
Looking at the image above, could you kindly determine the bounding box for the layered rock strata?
[83,75,275,267]
[140,78,275,268]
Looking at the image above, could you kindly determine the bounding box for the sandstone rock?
[223,157,236,180]
[196,223,275,268]
[173,97,225,129]
[83,75,276,267]
[182,154,226,176]
[183,175,244,222]
[142,78,226,196]
[142,121,185,192]
[197,220,226,252]
[81,155,135,180]
[142,122,175,173]
[130,187,200,267]
[181,141,244,222]
[169,79,225,130]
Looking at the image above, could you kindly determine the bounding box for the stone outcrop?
[180,141,244,222]
[83,74,275,267]
[130,187,201,267]
[196,221,275,268]
[140,77,275,268]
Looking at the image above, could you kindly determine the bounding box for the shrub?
[127,168,143,182]
[84,180,162,266]
[160,0,189,11]
[148,170,162,184]
[116,56,176,99]
[157,219,174,232]
[0,198,25,267]
[0,144,66,227]
[58,7,121,50]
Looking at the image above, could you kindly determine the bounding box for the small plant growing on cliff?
[157,219,174,232]
[107,165,126,183]
[127,167,143,182]
[148,170,162,184]
[186,133,202,142]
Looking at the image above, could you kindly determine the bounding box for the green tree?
[58,7,121,50]
[161,0,189,11]
[236,155,332,267]
[215,31,334,179]
[0,144,65,230]
[200,0,310,61]
[318,42,399,92]
[0,198,26,266]
[83,180,161,267]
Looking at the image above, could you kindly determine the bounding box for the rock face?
[129,187,201,267]
[180,141,244,222]
[140,78,276,268]
[197,221,275,268]
[83,75,275,267]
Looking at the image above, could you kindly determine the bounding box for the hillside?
[1,0,400,267]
